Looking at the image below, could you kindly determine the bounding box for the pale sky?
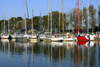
[0,0,100,20]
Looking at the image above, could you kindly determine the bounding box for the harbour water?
[0,39,100,67]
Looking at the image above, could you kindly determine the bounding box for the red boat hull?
[77,36,89,41]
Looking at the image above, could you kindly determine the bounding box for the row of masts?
[48,0,64,35]
[2,0,90,35]
[78,0,90,34]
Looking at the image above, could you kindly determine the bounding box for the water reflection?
[0,39,100,67]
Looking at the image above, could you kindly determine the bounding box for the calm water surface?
[0,39,100,67]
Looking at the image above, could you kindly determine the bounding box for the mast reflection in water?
[0,39,100,67]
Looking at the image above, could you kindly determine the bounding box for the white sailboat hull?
[63,33,76,41]
[89,34,95,41]
[1,35,9,39]
[39,34,46,41]
[50,37,63,42]
[29,35,37,42]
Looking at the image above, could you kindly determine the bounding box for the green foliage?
[0,4,99,33]
[89,4,96,32]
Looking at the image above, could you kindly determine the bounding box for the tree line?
[0,4,100,34]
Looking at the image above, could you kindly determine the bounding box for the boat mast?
[69,7,70,34]
[87,0,89,34]
[48,0,50,32]
[59,0,60,34]
[50,0,52,35]
[71,9,73,32]
[32,9,33,36]
[62,0,64,34]
[8,16,9,34]
[40,12,42,31]
[14,5,15,35]
[82,2,83,32]
[24,0,27,35]
[2,21,3,33]
[4,6,5,33]
[78,0,79,34]
[17,17,18,32]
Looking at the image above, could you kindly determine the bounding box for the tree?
[89,4,96,33]
[43,15,48,31]
[98,5,100,31]
[42,11,67,33]
[72,8,88,33]
[33,16,40,31]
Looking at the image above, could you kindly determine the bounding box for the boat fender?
[55,35,56,37]
[68,35,70,38]
[85,34,87,36]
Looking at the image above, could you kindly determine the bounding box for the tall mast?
[59,0,60,34]
[48,0,50,32]
[8,16,9,34]
[14,5,15,34]
[82,2,83,31]
[4,6,5,33]
[71,9,73,32]
[62,0,64,34]
[17,17,18,31]
[39,12,42,31]
[87,0,89,33]
[32,9,33,35]
[69,7,70,33]
[24,0,27,35]
[78,0,79,34]
[2,21,3,33]
[50,0,52,34]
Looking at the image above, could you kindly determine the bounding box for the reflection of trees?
[99,46,100,66]
[89,45,96,66]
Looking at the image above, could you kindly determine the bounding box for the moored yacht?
[1,34,9,39]
[39,34,46,41]
[50,34,63,42]
[77,34,89,41]
[29,34,37,42]
[77,33,95,41]
[63,33,77,41]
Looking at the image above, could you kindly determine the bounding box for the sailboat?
[76,0,90,41]
[16,0,31,42]
[77,0,95,41]
[46,0,63,42]
[29,9,37,42]
[11,6,16,39]
[1,7,10,39]
[38,12,47,41]
[63,7,76,41]
[86,0,95,40]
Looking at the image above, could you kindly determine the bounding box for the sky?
[0,0,100,20]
